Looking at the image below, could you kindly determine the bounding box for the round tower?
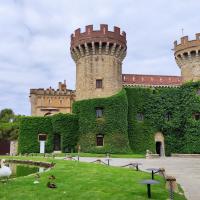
[174,33,200,82]
[70,24,127,100]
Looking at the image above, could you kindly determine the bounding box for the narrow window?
[136,113,144,121]
[96,107,103,118]
[96,79,103,88]
[194,113,200,121]
[165,112,171,121]
[197,89,200,95]
[96,134,104,146]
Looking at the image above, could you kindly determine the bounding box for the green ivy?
[18,114,78,154]
[73,89,131,153]
[125,81,200,155]
[18,82,200,155]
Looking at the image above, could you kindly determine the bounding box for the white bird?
[0,159,12,181]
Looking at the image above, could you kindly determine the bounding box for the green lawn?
[0,156,186,200]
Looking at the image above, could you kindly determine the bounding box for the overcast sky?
[0,0,200,115]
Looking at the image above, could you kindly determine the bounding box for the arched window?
[96,134,104,146]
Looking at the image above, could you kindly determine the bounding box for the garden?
[0,156,186,200]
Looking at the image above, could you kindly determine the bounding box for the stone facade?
[174,33,200,82]
[30,81,75,116]
[10,140,18,156]
[70,24,126,100]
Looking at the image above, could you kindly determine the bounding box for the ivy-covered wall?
[73,89,131,153]
[125,81,200,155]
[19,82,200,155]
[18,113,78,154]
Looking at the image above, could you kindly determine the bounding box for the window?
[194,113,200,121]
[96,79,103,88]
[96,107,103,118]
[38,134,47,141]
[165,112,171,121]
[197,89,200,95]
[136,113,144,121]
[96,134,104,146]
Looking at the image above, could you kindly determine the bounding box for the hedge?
[73,89,131,153]
[18,113,78,154]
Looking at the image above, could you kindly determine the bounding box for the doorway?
[0,140,10,155]
[53,134,61,151]
[154,132,165,157]
[156,141,162,156]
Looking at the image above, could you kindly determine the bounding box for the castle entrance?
[156,141,162,155]
[53,134,61,151]
[0,140,10,155]
[154,132,165,157]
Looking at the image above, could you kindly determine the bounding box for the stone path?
[74,157,200,200]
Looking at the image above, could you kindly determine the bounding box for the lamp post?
[77,145,81,161]
[166,176,177,200]
[105,153,110,166]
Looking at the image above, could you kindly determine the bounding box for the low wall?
[3,159,55,168]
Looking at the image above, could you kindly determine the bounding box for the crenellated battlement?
[30,88,75,96]
[71,24,126,48]
[174,33,200,82]
[70,24,127,62]
[174,33,200,52]
[30,81,75,96]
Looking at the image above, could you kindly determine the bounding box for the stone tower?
[70,24,127,100]
[174,33,200,82]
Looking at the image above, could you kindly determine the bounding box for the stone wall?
[76,55,122,100]
[10,140,18,156]
[30,81,75,116]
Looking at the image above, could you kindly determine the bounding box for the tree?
[0,109,20,140]
[0,108,14,123]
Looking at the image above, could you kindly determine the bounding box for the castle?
[22,25,200,155]
[30,24,186,116]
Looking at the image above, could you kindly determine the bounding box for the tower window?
[96,134,104,146]
[96,79,103,88]
[96,107,103,118]
[194,113,200,121]
[136,113,144,121]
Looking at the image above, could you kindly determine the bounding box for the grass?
[0,156,186,200]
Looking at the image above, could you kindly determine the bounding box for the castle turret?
[174,33,200,82]
[70,24,127,100]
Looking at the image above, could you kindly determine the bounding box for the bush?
[18,114,78,154]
